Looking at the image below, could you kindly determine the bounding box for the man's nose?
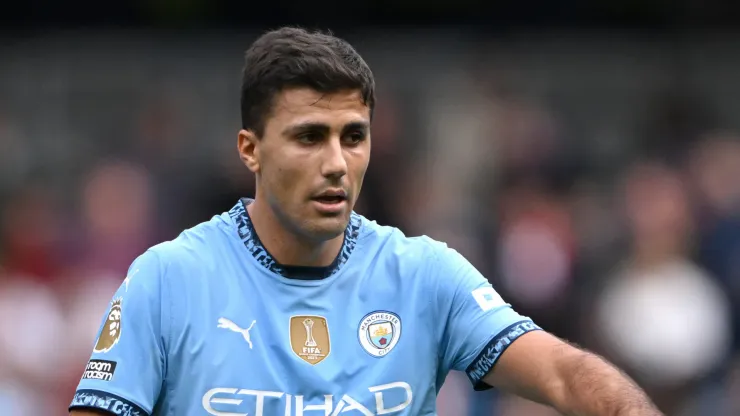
[320,138,348,179]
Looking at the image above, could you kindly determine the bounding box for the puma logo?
[217,317,257,349]
[123,269,140,292]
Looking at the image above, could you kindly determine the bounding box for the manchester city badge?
[358,311,401,357]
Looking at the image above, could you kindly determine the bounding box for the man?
[69,27,663,416]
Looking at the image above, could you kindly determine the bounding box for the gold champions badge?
[289,315,331,365]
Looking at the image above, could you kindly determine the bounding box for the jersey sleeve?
[433,244,542,390]
[69,250,168,416]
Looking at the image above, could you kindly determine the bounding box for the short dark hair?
[240,27,376,136]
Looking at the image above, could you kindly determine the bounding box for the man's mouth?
[311,189,348,212]
[313,195,346,203]
[312,189,347,203]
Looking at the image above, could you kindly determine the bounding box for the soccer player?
[69,27,663,416]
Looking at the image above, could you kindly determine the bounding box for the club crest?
[358,311,401,357]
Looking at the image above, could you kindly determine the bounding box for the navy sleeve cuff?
[69,389,150,416]
[465,320,542,391]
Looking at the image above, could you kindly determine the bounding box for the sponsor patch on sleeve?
[81,359,118,382]
[471,286,506,312]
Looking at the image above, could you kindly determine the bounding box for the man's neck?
[246,198,344,267]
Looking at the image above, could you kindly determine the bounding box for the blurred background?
[3,1,740,415]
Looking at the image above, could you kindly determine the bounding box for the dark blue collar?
[228,198,361,280]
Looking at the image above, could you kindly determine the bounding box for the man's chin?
[304,216,350,241]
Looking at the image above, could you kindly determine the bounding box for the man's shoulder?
[358,215,449,262]
[143,212,235,273]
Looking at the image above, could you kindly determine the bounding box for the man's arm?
[71,411,109,416]
[67,250,166,416]
[484,330,663,416]
[428,242,661,415]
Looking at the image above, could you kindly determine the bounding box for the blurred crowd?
[2,31,740,415]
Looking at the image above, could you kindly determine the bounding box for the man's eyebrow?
[282,121,370,136]
[282,122,330,136]
[342,121,370,133]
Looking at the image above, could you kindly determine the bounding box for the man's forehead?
[275,87,369,114]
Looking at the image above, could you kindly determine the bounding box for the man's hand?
[484,331,664,416]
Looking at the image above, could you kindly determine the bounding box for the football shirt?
[70,198,541,415]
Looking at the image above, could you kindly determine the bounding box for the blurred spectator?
[0,274,67,414]
[496,179,576,313]
[0,184,66,283]
[690,134,740,349]
[67,160,157,279]
[593,162,732,414]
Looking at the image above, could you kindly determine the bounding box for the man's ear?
[238,129,260,174]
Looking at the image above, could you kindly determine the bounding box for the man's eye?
[345,132,365,144]
[298,133,320,143]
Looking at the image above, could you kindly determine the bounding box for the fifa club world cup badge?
[358,311,402,357]
[290,315,331,365]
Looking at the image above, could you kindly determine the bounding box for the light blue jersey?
[70,199,541,416]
